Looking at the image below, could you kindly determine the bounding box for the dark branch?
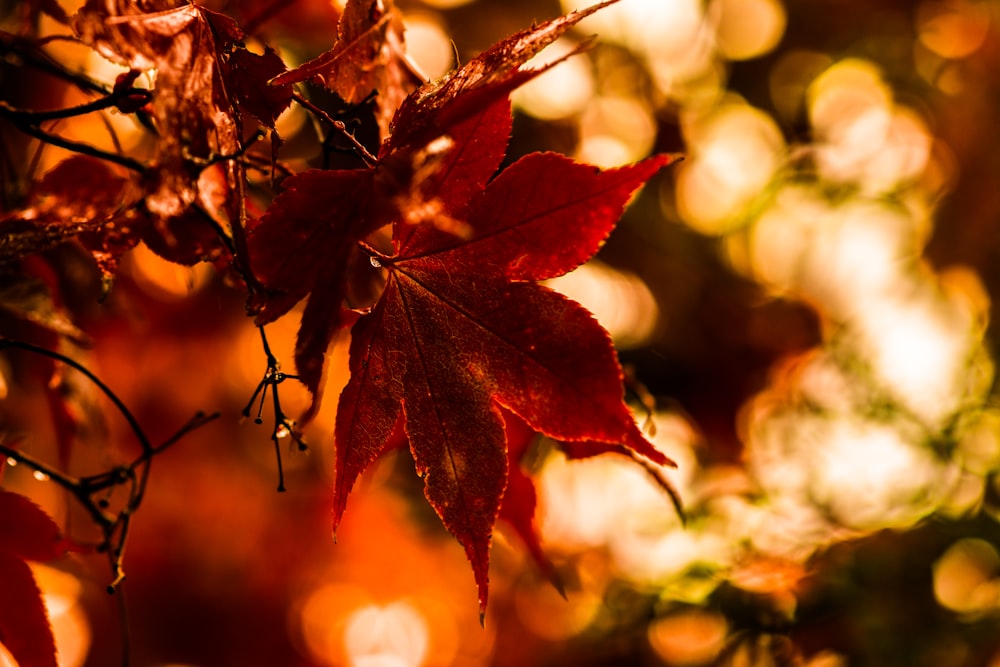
[9,122,147,173]
[292,92,378,167]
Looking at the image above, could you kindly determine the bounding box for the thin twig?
[0,339,152,453]
[292,92,378,167]
[0,89,151,123]
[242,325,307,491]
[0,338,220,667]
[11,122,147,172]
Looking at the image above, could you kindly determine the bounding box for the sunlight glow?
[128,242,214,301]
[917,0,991,59]
[746,402,955,538]
[562,0,716,99]
[710,0,786,61]
[811,419,947,530]
[545,261,659,348]
[344,602,430,667]
[809,59,933,191]
[402,13,453,81]
[677,103,785,234]
[514,584,602,640]
[538,412,713,584]
[854,291,982,424]
[31,564,90,667]
[296,583,372,666]
[511,38,593,120]
[576,96,657,168]
[933,538,1000,615]
[647,610,728,665]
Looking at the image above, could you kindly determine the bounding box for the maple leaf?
[247,96,512,419]
[333,147,674,614]
[0,490,72,667]
[383,0,617,155]
[270,0,421,142]
[201,8,293,130]
[246,1,676,613]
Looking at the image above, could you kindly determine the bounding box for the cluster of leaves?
[0,0,676,661]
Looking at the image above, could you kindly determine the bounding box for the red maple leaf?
[0,490,73,667]
[270,0,420,142]
[247,0,676,614]
[333,147,674,615]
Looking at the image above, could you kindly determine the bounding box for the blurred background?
[4,0,1000,665]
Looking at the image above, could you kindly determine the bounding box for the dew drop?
[33,470,49,481]
[5,457,17,467]
[370,256,382,268]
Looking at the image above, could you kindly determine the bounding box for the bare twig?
[0,88,152,123]
[292,92,378,167]
[11,122,147,172]
[0,338,219,667]
[242,325,308,492]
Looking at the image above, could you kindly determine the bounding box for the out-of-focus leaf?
[0,552,57,667]
[0,490,68,561]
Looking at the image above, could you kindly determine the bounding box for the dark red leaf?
[247,169,380,415]
[74,2,243,220]
[271,0,419,140]
[202,8,293,129]
[0,491,67,562]
[0,552,57,667]
[0,156,142,279]
[333,149,674,612]
[384,0,616,154]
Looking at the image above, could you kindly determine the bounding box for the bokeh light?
[710,0,786,61]
[545,260,659,349]
[511,38,594,121]
[676,102,785,234]
[402,13,454,81]
[126,242,215,301]
[934,538,1000,615]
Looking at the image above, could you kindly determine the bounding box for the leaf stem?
[292,92,378,167]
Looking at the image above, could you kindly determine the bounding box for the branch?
[8,122,147,173]
[0,339,151,454]
[0,87,152,123]
[292,92,378,167]
[0,337,219,667]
